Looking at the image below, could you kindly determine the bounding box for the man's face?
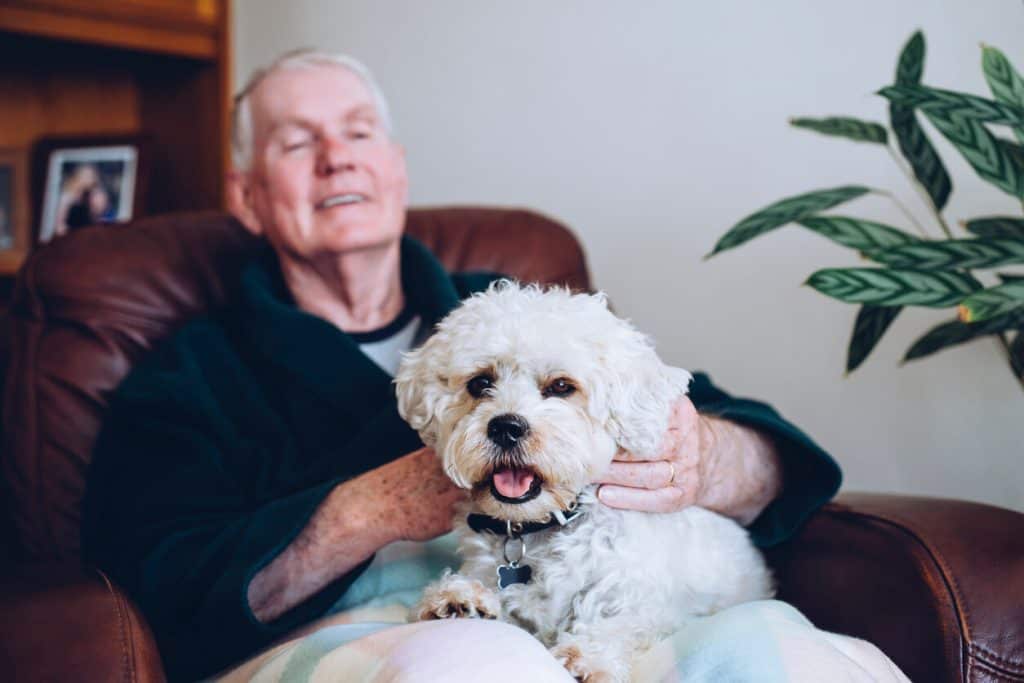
[234,65,408,259]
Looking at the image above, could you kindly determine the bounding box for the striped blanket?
[213,534,909,682]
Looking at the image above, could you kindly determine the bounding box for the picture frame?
[0,147,30,255]
[31,135,150,245]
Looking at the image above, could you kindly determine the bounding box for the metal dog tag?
[497,562,533,589]
[498,525,531,588]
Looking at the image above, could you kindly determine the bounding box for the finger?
[597,484,684,513]
[598,461,675,489]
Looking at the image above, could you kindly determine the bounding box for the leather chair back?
[1,208,590,560]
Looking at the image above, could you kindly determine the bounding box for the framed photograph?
[32,135,150,245]
[0,147,29,253]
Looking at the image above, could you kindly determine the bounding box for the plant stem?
[934,209,955,239]
[887,146,1022,391]
[885,146,953,239]
[877,189,930,239]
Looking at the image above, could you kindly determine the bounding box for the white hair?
[231,49,394,170]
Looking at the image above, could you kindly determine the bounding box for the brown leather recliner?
[1,209,1022,683]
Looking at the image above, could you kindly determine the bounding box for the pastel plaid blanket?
[214,534,909,682]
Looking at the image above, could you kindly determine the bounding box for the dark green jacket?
[82,236,840,682]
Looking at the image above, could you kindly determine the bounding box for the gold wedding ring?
[667,461,676,485]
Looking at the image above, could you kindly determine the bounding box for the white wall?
[234,0,1024,512]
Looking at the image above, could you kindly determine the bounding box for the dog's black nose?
[487,414,530,449]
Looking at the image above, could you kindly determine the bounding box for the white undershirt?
[357,314,422,376]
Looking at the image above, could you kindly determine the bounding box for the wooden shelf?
[0,0,231,279]
[0,0,221,59]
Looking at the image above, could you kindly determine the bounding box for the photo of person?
[39,146,137,243]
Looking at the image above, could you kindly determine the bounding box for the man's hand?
[595,396,783,526]
[357,446,467,543]
[248,446,465,622]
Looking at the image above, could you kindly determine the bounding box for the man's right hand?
[352,446,467,544]
[248,445,465,622]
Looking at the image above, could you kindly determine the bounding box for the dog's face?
[395,282,691,522]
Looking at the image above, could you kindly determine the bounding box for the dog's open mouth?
[489,466,543,504]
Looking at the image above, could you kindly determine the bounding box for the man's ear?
[226,170,263,236]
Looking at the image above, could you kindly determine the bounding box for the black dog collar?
[466,503,583,537]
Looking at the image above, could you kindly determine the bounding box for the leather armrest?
[0,563,165,683]
[765,492,1024,683]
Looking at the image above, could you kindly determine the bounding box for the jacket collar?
[234,235,462,413]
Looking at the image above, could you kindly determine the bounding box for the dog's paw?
[549,643,622,683]
[414,574,501,621]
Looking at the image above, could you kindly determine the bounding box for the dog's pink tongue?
[492,467,535,498]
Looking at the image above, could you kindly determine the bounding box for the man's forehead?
[251,65,379,128]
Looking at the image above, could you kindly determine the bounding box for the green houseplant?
[709,31,1024,391]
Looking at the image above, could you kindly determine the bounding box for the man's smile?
[315,193,368,209]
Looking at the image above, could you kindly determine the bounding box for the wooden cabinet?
[0,0,232,274]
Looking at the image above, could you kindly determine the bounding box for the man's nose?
[487,414,530,450]
[315,135,355,175]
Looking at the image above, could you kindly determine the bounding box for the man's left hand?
[595,396,783,525]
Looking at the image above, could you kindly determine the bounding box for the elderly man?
[82,51,850,682]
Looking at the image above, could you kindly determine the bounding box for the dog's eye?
[543,378,576,398]
[467,374,495,398]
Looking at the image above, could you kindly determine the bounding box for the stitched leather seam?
[829,506,968,676]
[971,653,1024,682]
[96,568,135,683]
[971,643,1024,675]
[841,505,1024,677]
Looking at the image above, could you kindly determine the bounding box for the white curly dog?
[395,282,773,682]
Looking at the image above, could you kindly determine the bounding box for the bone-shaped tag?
[497,563,532,589]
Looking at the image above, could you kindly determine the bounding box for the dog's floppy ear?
[596,316,693,458]
[394,340,452,449]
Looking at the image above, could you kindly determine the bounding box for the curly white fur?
[395,281,773,683]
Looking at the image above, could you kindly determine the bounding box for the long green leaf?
[904,308,1024,361]
[894,31,925,84]
[847,305,902,372]
[790,117,888,144]
[982,45,1024,143]
[878,84,1024,127]
[964,216,1024,239]
[999,138,1024,169]
[796,215,919,252]
[708,186,871,257]
[806,268,981,307]
[998,272,1024,283]
[958,281,1024,322]
[867,237,1024,270]
[888,32,951,211]
[920,108,1024,198]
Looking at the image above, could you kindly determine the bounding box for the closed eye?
[276,124,315,152]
